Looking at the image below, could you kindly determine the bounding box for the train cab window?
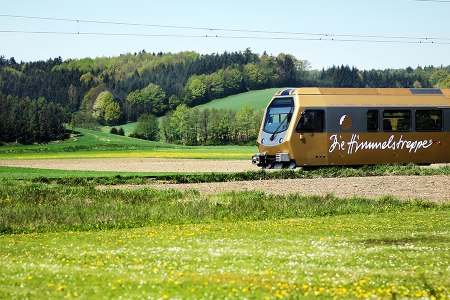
[383,110,411,131]
[296,110,325,132]
[367,110,379,131]
[415,110,443,131]
[263,98,294,134]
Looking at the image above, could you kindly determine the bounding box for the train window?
[367,110,379,131]
[296,110,325,132]
[263,98,294,134]
[383,110,411,131]
[415,110,443,131]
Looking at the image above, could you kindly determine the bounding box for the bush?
[109,127,118,135]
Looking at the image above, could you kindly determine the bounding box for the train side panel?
[253,88,450,168]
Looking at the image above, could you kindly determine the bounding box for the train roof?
[273,87,450,107]
[276,87,450,98]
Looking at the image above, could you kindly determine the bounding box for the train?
[251,87,450,168]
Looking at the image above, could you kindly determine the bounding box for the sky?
[1,0,449,70]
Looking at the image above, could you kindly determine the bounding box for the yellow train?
[252,87,450,168]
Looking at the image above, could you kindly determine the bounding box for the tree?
[170,104,190,144]
[429,70,448,86]
[126,89,147,121]
[131,113,159,141]
[81,85,107,112]
[168,95,182,111]
[142,83,167,116]
[126,83,166,121]
[236,105,255,144]
[438,75,450,88]
[184,75,207,106]
[92,91,114,123]
[208,72,225,99]
[104,101,122,125]
[222,67,243,95]
[198,109,210,144]
[243,63,268,90]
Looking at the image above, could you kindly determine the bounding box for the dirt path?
[0,158,259,173]
[101,175,450,203]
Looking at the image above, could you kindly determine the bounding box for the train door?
[293,109,329,166]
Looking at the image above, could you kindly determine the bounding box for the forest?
[1,49,449,145]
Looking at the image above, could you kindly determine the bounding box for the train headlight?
[261,138,265,144]
[279,138,283,143]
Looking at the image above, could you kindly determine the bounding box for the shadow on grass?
[359,235,449,246]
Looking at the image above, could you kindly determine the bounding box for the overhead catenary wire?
[1,30,448,45]
[0,13,449,45]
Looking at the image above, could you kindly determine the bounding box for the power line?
[1,29,449,45]
[0,14,449,44]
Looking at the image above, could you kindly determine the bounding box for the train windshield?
[263,98,294,134]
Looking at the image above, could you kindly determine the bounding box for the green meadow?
[0,179,449,299]
[0,128,256,160]
[196,88,279,111]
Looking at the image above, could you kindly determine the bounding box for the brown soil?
[0,158,259,173]
[101,175,450,204]
[1,158,448,203]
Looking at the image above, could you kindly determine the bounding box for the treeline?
[160,105,262,146]
[0,93,68,144]
[3,51,448,125]
[1,50,450,145]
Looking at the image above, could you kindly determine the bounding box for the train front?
[252,89,297,169]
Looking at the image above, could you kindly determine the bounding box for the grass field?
[0,178,449,299]
[101,122,138,136]
[196,88,279,111]
[0,128,256,160]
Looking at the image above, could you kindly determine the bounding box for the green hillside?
[196,88,280,111]
[0,128,256,160]
[102,122,138,136]
[102,88,279,135]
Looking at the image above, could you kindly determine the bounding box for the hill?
[196,88,279,111]
[102,88,278,135]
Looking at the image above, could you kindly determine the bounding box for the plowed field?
[2,158,448,203]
